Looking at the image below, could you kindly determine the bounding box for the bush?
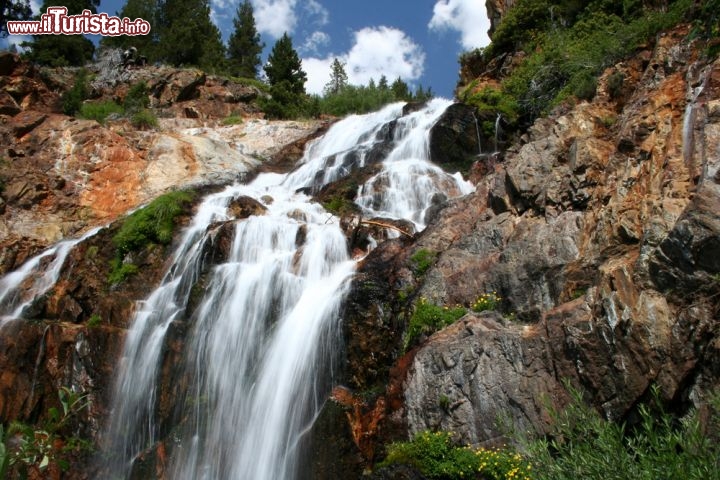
[78,100,124,124]
[404,298,466,350]
[124,81,150,113]
[112,190,195,258]
[107,260,139,285]
[131,109,158,130]
[520,385,720,480]
[61,69,89,116]
[380,430,532,480]
[222,114,243,126]
[410,249,436,277]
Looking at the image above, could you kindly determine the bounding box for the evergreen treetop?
[227,0,264,79]
[264,32,307,95]
[323,57,348,96]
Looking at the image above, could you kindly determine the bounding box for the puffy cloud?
[302,26,425,96]
[252,0,298,38]
[300,31,330,55]
[251,0,328,38]
[428,0,491,49]
[304,0,329,26]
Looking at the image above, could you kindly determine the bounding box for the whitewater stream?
[0,98,474,479]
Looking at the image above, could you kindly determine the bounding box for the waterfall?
[471,112,482,155]
[101,99,474,479]
[0,227,101,325]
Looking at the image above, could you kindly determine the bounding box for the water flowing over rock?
[94,100,471,480]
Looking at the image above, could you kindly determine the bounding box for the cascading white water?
[102,99,474,479]
[355,98,474,230]
[0,227,101,324]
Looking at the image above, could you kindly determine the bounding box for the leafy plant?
[4,387,91,476]
[131,109,159,130]
[404,298,466,351]
[78,100,124,124]
[410,249,436,277]
[380,430,532,480]
[86,314,102,327]
[62,69,89,116]
[471,292,501,313]
[123,81,150,113]
[519,385,720,480]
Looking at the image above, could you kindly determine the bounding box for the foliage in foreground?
[521,386,720,480]
[1,387,91,478]
[380,386,720,480]
[380,430,531,480]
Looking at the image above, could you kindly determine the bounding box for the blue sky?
[3,0,491,98]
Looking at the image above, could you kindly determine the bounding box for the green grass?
[78,100,124,124]
[222,114,243,126]
[409,249,436,277]
[109,190,195,284]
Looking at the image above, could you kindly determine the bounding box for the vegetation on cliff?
[459,0,719,128]
[378,387,720,480]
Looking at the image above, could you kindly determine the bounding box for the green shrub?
[222,114,243,126]
[61,69,89,116]
[404,298,466,350]
[78,100,124,124]
[410,249,436,277]
[380,430,532,480]
[107,260,139,285]
[86,314,102,327]
[229,76,270,93]
[520,385,720,480]
[607,70,625,99]
[112,190,195,258]
[131,109,158,130]
[124,81,150,113]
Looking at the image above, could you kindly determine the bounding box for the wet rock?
[429,103,481,173]
[228,195,267,219]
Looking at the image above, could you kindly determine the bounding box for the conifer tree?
[227,0,263,78]
[264,32,306,95]
[390,76,411,101]
[23,0,97,66]
[157,0,224,70]
[101,0,160,61]
[1,0,32,36]
[323,57,348,96]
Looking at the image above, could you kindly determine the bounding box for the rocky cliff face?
[333,23,720,473]
[0,52,322,275]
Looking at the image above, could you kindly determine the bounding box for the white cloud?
[304,0,329,26]
[302,26,425,96]
[251,0,328,39]
[428,0,491,50]
[252,0,298,38]
[300,31,330,55]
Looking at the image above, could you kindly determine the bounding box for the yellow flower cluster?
[471,291,501,313]
[474,446,533,480]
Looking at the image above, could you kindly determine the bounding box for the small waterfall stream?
[0,227,101,324]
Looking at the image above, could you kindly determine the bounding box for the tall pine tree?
[227,0,263,79]
[262,33,307,118]
[23,0,97,66]
[264,32,306,94]
[157,0,224,71]
[323,57,348,96]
